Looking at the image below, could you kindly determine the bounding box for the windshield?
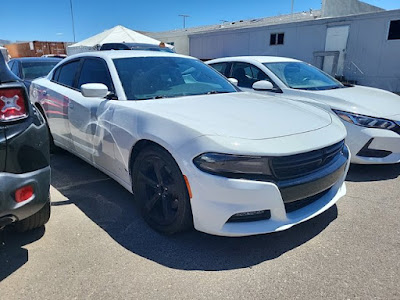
[114,56,237,100]
[21,61,60,80]
[264,62,344,90]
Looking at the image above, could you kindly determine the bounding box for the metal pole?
[291,0,294,17]
[69,0,76,42]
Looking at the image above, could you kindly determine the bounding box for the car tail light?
[0,88,28,121]
[15,185,34,203]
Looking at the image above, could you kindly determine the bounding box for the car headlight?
[193,153,272,179]
[333,110,397,130]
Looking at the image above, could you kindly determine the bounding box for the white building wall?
[147,33,189,55]
[344,13,400,92]
[189,10,400,92]
[189,22,327,62]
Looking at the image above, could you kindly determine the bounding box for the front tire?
[132,146,193,235]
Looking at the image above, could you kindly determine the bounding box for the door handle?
[68,102,74,109]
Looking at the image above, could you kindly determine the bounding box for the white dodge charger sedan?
[207,56,400,165]
[31,51,349,236]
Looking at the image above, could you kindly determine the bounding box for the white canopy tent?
[67,25,171,55]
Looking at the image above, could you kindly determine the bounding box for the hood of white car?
[288,85,400,118]
[133,92,332,140]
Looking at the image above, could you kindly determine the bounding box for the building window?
[388,20,400,40]
[270,33,284,45]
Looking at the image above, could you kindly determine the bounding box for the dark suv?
[99,42,174,53]
[0,52,51,232]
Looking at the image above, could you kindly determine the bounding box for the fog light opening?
[357,138,392,158]
[227,210,271,223]
[15,185,34,203]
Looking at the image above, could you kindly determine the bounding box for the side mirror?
[228,78,238,86]
[252,80,274,91]
[81,83,109,98]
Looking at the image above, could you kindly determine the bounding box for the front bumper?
[0,166,50,226]
[187,147,350,237]
[344,122,400,164]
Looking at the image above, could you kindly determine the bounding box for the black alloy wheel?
[133,145,193,234]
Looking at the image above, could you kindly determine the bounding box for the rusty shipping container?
[5,41,67,58]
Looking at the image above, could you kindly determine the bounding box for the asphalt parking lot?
[1,150,399,299]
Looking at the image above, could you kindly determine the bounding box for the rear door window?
[56,60,80,88]
[77,58,114,91]
[52,66,61,82]
[231,62,257,88]
[209,62,231,77]
[231,62,276,89]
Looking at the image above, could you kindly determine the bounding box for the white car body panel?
[31,51,349,236]
[207,56,400,164]
[39,80,74,149]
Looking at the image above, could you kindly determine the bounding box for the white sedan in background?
[31,51,349,237]
[207,56,400,164]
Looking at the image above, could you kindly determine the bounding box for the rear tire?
[36,105,58,153]
[44,118,59,154]
[48,128,59,154]
[14,197,51,232]
[132,145,193,235]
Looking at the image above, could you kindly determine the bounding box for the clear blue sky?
[0,0,398,43]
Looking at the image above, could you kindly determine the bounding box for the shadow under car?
[49,150,339,271]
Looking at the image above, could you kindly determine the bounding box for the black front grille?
[271,140,345,180]
[284,188,331,213]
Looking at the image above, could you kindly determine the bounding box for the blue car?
[8,57,62,91]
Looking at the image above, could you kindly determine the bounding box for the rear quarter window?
[210,62,230,77]
[54,60,80,88]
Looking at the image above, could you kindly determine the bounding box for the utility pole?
[179,14,190,29]
[291,0,294,18]
[69,0,76,42]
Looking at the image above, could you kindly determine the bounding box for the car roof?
[11,57,62,63]
[65,50,192,61]
[208,56,301,64]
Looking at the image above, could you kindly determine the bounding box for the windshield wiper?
[206,91,230,95]
[153,95,169,99]
[294,86,342,91]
